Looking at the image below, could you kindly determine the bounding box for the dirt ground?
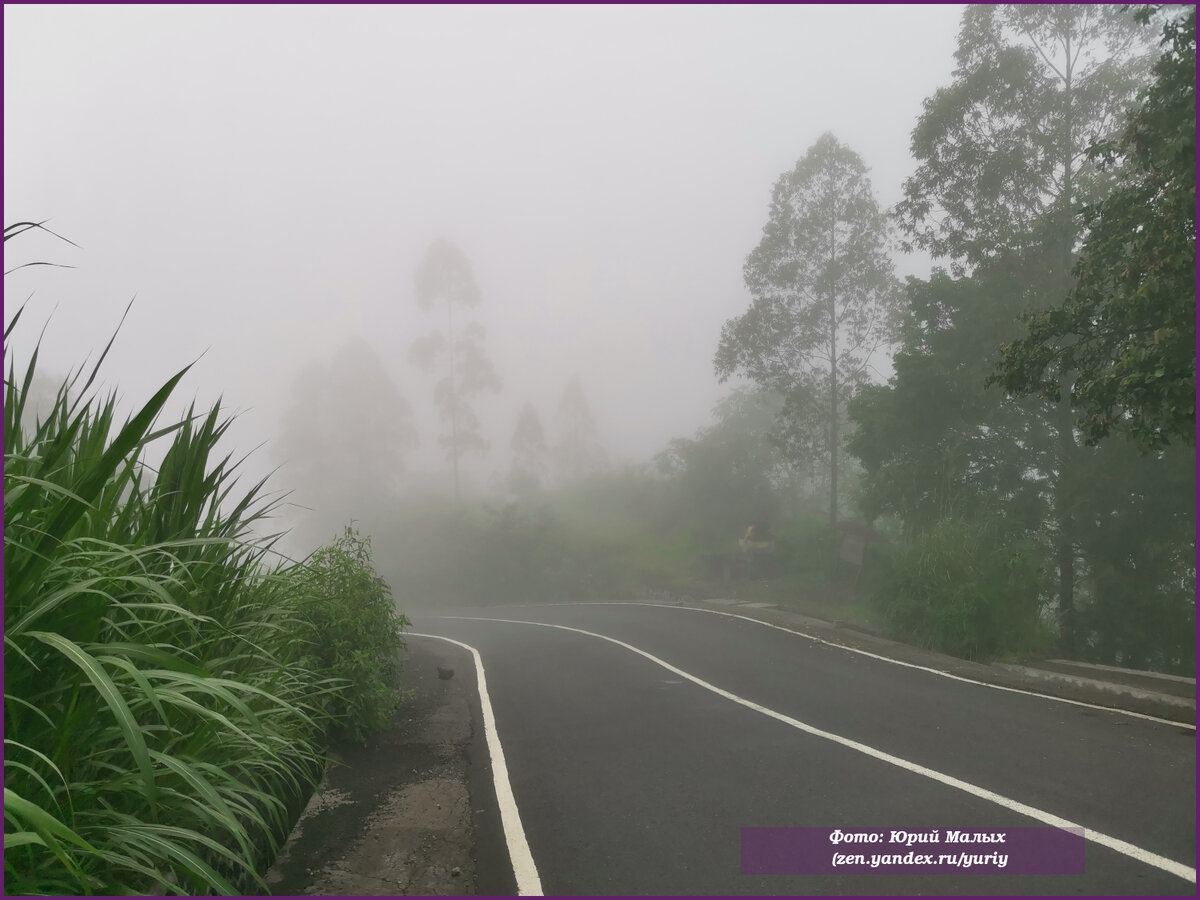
[264,639,511,896]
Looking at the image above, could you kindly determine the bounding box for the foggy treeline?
[272,5,1193,674]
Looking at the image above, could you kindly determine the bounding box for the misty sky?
[4,4,963,505]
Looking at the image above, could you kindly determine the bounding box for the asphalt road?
[410,602,1196,896]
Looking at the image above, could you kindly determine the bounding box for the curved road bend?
[410,602,1195,896]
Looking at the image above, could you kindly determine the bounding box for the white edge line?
[444,616,1197,886]
[408,632,544,896]
[564,601,1197,731]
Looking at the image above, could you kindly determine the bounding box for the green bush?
[772,516,841,576]
[371,476,853,609]
[871,519,1052,661]
[285,526,410,744]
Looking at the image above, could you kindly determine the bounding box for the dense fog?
[4,6,959,530]
[5,4,1193,673]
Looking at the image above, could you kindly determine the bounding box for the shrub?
[372,494,641,608]
[285,526,410,745]
[772,516,841,577]
[871,519,1052,661]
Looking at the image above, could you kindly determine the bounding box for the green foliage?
[372,450,852,618]
[870,520,1053,661]
[849,259,1195,668]
[4,347,323,893]
[994,7,1196,451]
[374,479,645,609]
[4,281,410,890]
[283,527,410,745]
[770,517,841,578]
[847,266,1054,536]
[874,4,1168,660]
[657,387,788,543]
[1070,438,1195,674]
[895,4,1152,269]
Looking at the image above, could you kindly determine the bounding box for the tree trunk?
[1055,29,1078,654]
[828,212,839,527]
[448,301,460,504]
[829,296,838,527]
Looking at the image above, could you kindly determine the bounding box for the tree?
[848,252,1196,668]
[993,6,1196,452]
[276,361,330,509]
[410,238,501,502]
[657,387,792,543]
[892,4,1160,651]
[896,4,1154,272]
[509,403,549,497]
[715,132,898,525]
[274,338,417,540]
[848,267,1054,538]
[1070,435,1195,673]
[552,376,607,484]
[327,339,419,499]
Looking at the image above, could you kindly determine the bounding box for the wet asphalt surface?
[411,602,1196,896]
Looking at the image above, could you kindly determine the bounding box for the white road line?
[559,601,1197,730]
[408,633,543,896]
[443,616,1197,886]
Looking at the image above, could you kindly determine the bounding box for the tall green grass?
[4,232,408,893]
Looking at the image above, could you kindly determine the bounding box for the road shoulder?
[264,638,512,895]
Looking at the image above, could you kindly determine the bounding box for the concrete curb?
[1030,658,1196,698]
[993,663,1195,722]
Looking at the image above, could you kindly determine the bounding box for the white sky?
[4,3,963,506]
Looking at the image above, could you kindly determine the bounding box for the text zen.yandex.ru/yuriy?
[830,829,1010,870]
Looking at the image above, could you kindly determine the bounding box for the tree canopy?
[993,6,1196,451]
[658,387,790,540]
[552,376,607,484]
[410,238,501,501]
[510,403,549,496]
[275,338,417,541]
[895,4,1153,271]
[715,132,897,524]
[851,4,1175,660]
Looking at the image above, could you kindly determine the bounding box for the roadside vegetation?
[277,9,1191,682]
[850,6,1196,674]
[3,229,410,893]
[371,457,865,625]
[367,10,1195,677]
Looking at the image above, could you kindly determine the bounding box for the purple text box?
[741,826,1086,875]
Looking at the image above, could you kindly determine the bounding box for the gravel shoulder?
[264,638,514,896]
